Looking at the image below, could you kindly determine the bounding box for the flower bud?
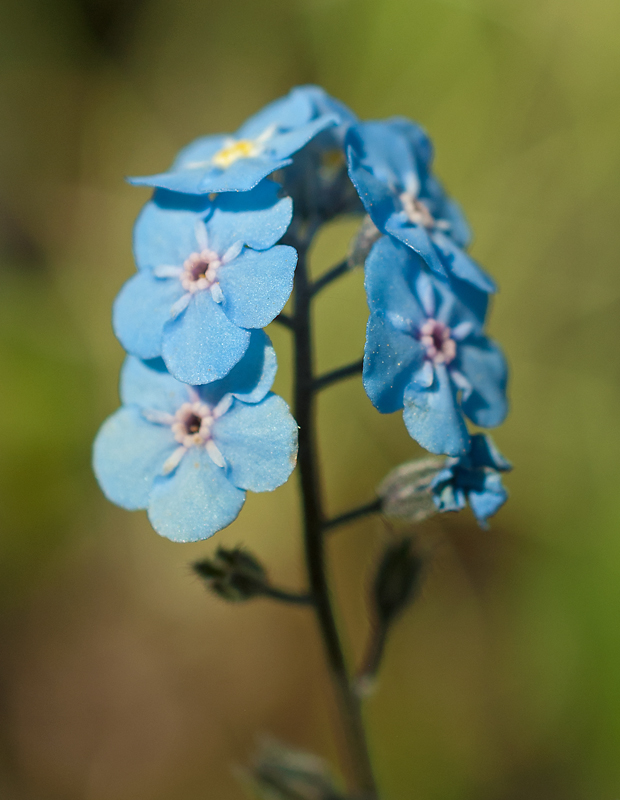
[373,538,424,625]
[247,739,346,800]
[194,547,267,602]
[347,214,382,268]
[377,456,444,522]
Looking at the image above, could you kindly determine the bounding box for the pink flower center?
[171,402,215,448]
[180,250,221,294]
[419,319,456,365]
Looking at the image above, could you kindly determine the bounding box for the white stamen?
[222,240,243,264]
[210,283,224,303]
[142,409,176,426]
[256,123,278,143]
[170,292,192,318]
[162,446,187,475]
[195,220,209,251]
[206,440,226,469]
[213,393,233,418]
[450,369,472,400]
[153,265,183,278]
[451,321,473,341]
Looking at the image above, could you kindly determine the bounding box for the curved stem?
[292,234,378,800]
[260,586,314,605]
[314,359,364,392]
[311,258,349,296]
[324,499,382,532]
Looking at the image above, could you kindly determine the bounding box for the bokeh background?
[1,0,619,797]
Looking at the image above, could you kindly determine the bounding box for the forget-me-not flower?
[346,119,496,293]
[363,236,507,456]
[93,331,298,542]
[431,434,511,527]
[113,180,297,385]
[128,86,338,195]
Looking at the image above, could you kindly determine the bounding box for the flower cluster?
[94,85,511,540]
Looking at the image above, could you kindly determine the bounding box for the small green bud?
[373,538,424,625]
[377,456,444,522]
[194,547,267,602]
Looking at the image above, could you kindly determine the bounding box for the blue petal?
[162,290,250,385]
[200,329,277,406]
[218,245,297,329]
[388,117,434,172]
[346,155,399,227]
[196,156,291,194]
[346,121,419,189]
[120,356,190,413]
[468,473,508,526]
[458,336,508,428]
[113,273,183,360]
[213,394,298,492]
[469,433,512,472]
[385,217,447,278]
[128,136,226,193]
[364,236,426,322]
[133,198,206,271]
[363,312,425,413]
[207,182,292,253]
[148,447,245,542]
[93,406,176,510]
[403,364,470,456]
[237,89,314,138]
[431,231,497,294]
[267,117,338,160]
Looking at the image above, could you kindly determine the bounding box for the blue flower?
[346,119,496,293]
[280,86,362,220]
[431,434,511,527]
[128,86,338,195]
[363,236,508,456]
[93,332,298,542]
[113,180,297,385]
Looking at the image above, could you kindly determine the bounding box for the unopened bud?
[245,739,346,800]
[374,538,424,624]
[194,547,267,602]
[347,214,382,268]
[377,456,444,522]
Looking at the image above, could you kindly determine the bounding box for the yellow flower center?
[212,139,261,169]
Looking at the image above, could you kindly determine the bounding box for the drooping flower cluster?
[94,85,511,540]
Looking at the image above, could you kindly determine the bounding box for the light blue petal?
[346,121,418,189]
[385,217,447,278]
[346,154,398,228]
[364,236,426,322]
[403,364,470,456]
[120,356,190,413]
[468,473,508,526]
[458,336,508,428]
[197,156,291,193]
[133,197,207,271]
[93,406,176,510]
[469,433,512,472]
[148,447,245,542]
[208,182,292,253]
[237,89,314,138]
[200,329,277,406]
[268,117,338,160]
[162,289,250,385]
[170,135,229,171]
[113,273,183,360]
[363,312,425,413]
[388,117,434,172]
[431,231,497,294]
[218,245,297,329]
[213,394,298,492]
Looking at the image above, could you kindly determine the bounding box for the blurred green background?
[1,0,619,797]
